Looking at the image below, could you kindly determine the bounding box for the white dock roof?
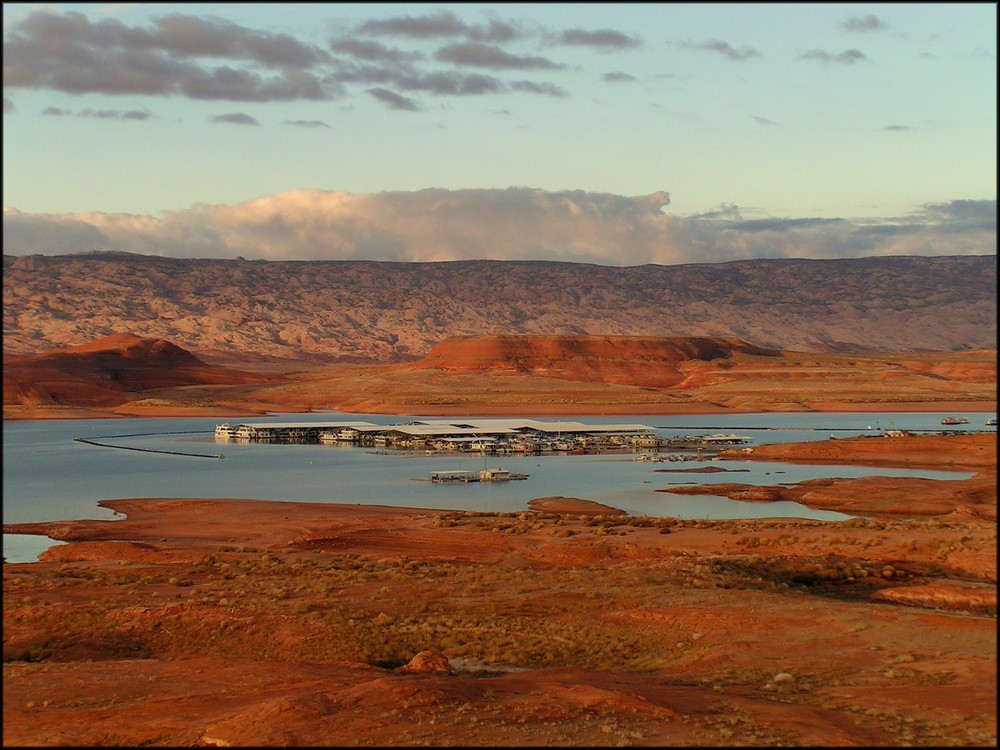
[224,418,655,435]
[236,421,379,430]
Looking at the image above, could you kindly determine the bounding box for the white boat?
[632,452,662,462]
[214,424,235,439]
[469,439,497,452]
[986,418,997,426]
[510,441,540,454]
[698,433,753,445]
[430,470,476,483]
[940,417,969,425]
[478,467,528,481]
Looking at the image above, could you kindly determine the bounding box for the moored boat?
[430,470,476,483]
[478,467,529,481]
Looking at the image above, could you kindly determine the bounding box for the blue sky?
[2,3,996,264]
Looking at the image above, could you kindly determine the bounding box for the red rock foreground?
[3,434,995,746]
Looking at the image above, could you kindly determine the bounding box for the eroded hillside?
[3,333,274,407]
[3,254,995,363]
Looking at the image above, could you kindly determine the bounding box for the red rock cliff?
[408,335,779,388]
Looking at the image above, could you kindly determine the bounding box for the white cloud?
[2,190,994,266]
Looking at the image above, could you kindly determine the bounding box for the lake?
[4,410,992,562]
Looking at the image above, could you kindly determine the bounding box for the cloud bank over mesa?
[3,189,994,266]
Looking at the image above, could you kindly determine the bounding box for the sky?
[2,2,996,265]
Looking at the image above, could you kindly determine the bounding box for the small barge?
[479,467,529,481]
[429,468,529,483]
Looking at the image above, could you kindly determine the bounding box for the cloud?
[2,206,114,255]
[357,9,477,39]
[325,58,413,87]
[42,105,150,120]
[841,15,888,33]
[509,80,568,97]
[181,66,329,101]
[555,29,641,50]
[4,8,645,110]
[798,49,868,64]
[690,203,743,221]
[329,38,422,63]
[210,112,259,125]
[3,11,338,101]
[751,115,780,126]
[3,189,993,266]
[283,119,331,128]
[602,71,637,83]
[151,13,330,67]
[356,10,525,43]
[676,39,760,61]
[911,199,996,233]
[394,71,505,96]
[83,107,151,120]
[367,87,420,111]
[728,217,845,232]
[434,42,561,70]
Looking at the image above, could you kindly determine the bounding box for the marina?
[214,418,754,457]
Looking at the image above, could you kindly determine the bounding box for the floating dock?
[429,468,529,483]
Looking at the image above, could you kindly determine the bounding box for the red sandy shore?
[335,400,999,418]
[4,399,996,421]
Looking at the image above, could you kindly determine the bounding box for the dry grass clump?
[432,509,676,537]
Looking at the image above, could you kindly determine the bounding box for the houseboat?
[478,467,529,482]
[430,470,477,483]
[696,434,754,446]
[940,417,969,425]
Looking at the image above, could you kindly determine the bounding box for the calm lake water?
[4,410,993,562]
